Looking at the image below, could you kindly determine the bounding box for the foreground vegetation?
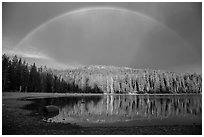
[2,54,202,94]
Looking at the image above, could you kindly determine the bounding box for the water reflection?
[25,95,202,126]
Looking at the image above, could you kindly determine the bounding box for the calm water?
[23,94,202,127]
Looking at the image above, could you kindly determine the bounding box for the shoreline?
[2,92,202,100]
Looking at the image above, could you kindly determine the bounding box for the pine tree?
[2,54,10,91]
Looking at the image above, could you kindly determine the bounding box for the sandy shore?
[2,92,201,99]
[2,92,202,135]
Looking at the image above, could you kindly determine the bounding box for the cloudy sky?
[2,2,202,73]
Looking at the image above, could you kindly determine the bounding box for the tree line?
[2,54,69,93]
[55,65,202,94]
[2,55,202,94]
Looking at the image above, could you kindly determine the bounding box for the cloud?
[2,44,82,69]
[2,44,49,59]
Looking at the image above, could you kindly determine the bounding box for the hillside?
[53,65,202,94]
[2,54,202,94]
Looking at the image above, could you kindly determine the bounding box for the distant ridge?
[53,64,202,94]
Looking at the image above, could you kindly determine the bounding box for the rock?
[42,105,59,118]
[45,105,59,112]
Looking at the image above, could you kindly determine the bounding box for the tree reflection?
[45,95,201,123]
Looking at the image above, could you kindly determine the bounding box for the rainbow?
[14,6,198,58]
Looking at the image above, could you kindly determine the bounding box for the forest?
[2,54,202,94]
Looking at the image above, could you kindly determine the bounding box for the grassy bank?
[2,92,202,135]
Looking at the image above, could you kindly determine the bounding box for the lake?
[23,94,202,127]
